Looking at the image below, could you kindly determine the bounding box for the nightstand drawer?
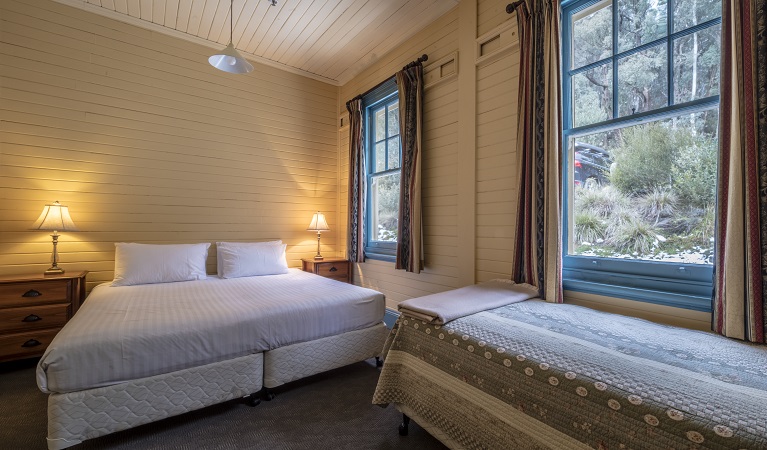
[0,303,70,333]
[0,280,70,307]
[316,262,349,279]
[0,328,61,361]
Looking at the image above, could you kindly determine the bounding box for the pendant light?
[209,0,259,74]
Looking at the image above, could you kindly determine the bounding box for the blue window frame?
[363,79,401,261]
[561,0,722,311]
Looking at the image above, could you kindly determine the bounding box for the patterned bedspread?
[372,300,767,450]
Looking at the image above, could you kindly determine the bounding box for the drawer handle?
[22,339,42,348]
[329,267,338,272]
[22,289,42,298]
[23,314,42,323]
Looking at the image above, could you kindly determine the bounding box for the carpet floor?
[0,358,447,450]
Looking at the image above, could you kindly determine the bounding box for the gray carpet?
[0,358,447,449]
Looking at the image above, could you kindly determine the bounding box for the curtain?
[712,0,767,343]
[511,0,563,302]
[395,63,424,273]
[347,98,365,263]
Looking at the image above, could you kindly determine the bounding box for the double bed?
[38,268,387,449]
[373,280,767,449]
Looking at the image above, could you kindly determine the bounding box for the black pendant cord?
[345,54,428,110]
[229,0,233,44]
[506,0,526,14]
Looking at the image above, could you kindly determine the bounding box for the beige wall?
[339,0,711,330]
[0,0,339,291]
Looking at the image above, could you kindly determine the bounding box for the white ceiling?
[55,0,459,85]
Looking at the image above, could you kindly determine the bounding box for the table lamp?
[32,201,79,275]
[307,211,330,260]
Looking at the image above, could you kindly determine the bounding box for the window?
[364,79,401,260]
[562,0,721,311]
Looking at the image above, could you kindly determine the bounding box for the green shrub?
[609,216,659,255]
[639,187,677,226]
[690,203,716,246]
[672,139,717,209]
[574,185,629,218]
[609,122,696,197]
[574,212,607,244]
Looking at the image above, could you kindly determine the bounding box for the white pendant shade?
[209,43,254,74]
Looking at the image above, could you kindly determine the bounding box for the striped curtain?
[712,0,767,343]
[395,63,424,273]
[347,98,365,263]
[511,0,563,303]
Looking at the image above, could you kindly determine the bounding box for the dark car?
[573,142,611,188]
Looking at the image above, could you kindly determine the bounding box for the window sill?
[365,252,396,263]
[563,278,711,312]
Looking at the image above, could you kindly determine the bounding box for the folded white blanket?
[397,280,539,325]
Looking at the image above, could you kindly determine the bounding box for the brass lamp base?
[45,266,65,275]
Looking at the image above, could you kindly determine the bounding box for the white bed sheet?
[37,269,384,394]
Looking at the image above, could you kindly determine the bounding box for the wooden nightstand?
[301,258,351,284]
[0,271,87,362]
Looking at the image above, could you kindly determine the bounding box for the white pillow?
[112,243,210,286]
[216,241,289,278]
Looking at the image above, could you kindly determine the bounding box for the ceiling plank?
[152,0,166,25]
[265,0,328,60]
[101,0,116,10]
[254,0,313,56]
[185,0,207,36]
[113,0,128,14]
[280,0,358,69]
[233,0,271,51]
[242,0,284,54]
[163,0,179,28]
[197,0,224,40]
[309,0,410,76]
[126,0,140,18]
[139,0,152,21]
[175,0,192,31]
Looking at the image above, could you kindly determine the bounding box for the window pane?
[568,109,718,264]
[573,63,613,127]
[371,172,401,242]
[571,1,612,69]
[673,0,721,33]
[618,44,668,116]
[388,136,400,170]
[375,108,385,142]
[375,142,386,172]
[673,25,721,104]
[388,102,399,137]
[618,0,667,52]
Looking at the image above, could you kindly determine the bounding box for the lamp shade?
[209,43,254,74]
[307,212,330,232]
[32,201,79,232]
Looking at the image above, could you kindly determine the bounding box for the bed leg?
[398,414,411,436]
[243,393,261,407]
[261,387,275,401]
[375,356,383,367]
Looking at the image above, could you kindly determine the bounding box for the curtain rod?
[506,0,525,14]
[346,54,428,111]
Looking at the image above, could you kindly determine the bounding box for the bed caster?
[243,393,261,407]
[399,414,411,436]
[262,387,275,401]
[375,356,383,367]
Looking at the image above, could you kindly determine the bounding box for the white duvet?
[37,269,384,394]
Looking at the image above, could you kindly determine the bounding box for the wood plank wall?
[0,0,339,291]
[339,9,462,310]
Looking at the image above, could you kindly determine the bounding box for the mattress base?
[46,353,264,450]
[264,323,389,388]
